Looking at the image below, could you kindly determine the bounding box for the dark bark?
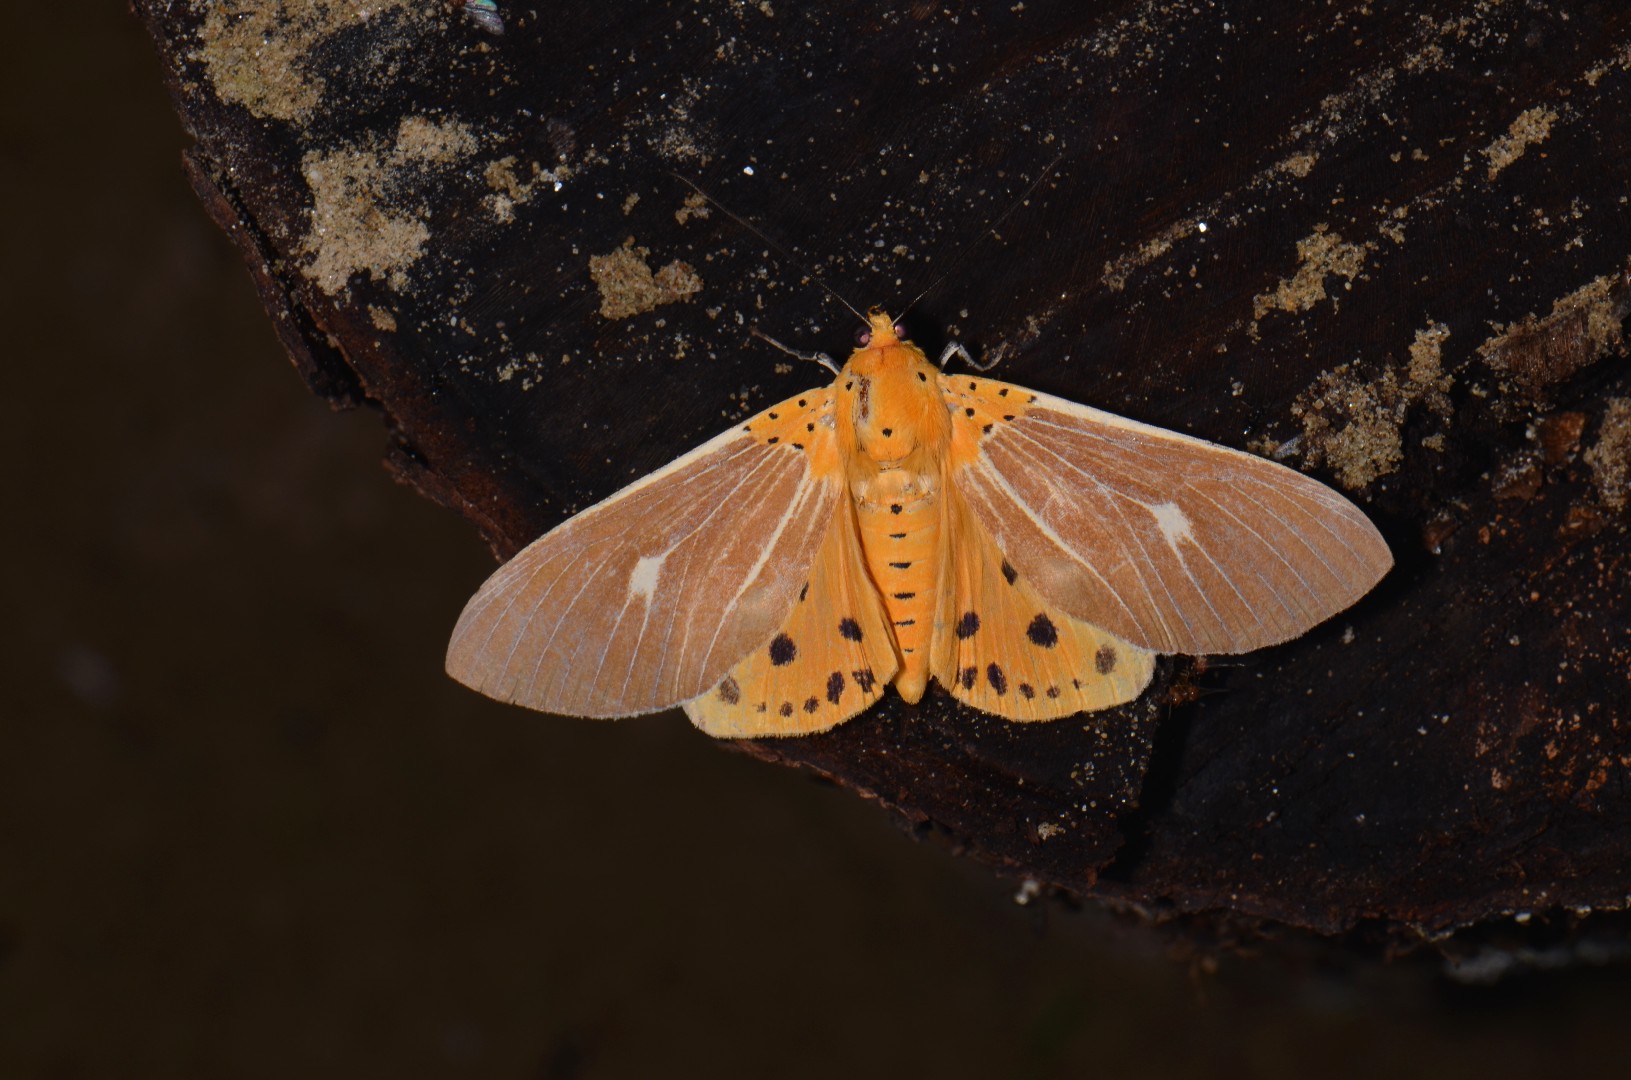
[135,0,1631,954]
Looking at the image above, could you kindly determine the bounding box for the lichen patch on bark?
[298,117,477,297]
[588,238,703,320]
[1483,106,1560,181]
[1585,398,1631,509]
[1291,321,1455,489]
[197,0,427,123]
[1249,225,1375,339]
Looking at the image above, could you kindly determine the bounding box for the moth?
[447,311,1392,737]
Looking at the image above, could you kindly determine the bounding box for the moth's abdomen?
[853,468,940,703]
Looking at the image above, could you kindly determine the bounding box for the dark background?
[5,3,1631,1078]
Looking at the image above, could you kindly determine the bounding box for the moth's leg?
[752,328,842,376]
[937,341,1000,372]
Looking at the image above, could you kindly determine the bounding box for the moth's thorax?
[839,337,950,471]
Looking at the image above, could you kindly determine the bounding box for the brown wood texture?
[137,0,1631,951]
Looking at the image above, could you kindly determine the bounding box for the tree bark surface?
[136,0,1631,952]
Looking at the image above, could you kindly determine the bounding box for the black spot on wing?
[826,671,845,704]
[1095,644,1118,674]
[986,663,1007,695]
[803,696,821,713]
[955,611,980,639]
[1001,561,1017,585]
[1026,614,1058,648]
[799,582,809,602]
[1046,685,1061,699]
[892,591,916,600]
[838,618,863,641]
[769,634,797,665]
[959,666,978,690]
[717,677,740,705]
[1019,683,1035,699]
[852,668,876,693]
[779,702,794,717]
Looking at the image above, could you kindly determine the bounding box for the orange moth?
[446,311,1392,737]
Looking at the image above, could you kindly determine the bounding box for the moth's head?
[854,309,907,350]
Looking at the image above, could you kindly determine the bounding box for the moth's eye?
[893,322,908,339]
[855,328,872,347]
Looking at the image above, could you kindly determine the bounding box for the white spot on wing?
[629,553,665,600]
[1149,501,1196,555]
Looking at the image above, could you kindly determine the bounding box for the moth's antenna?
[900,156,1063,319]
[670,173,869,327]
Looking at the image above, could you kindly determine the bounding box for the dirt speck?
[483,156,560,224]
[1477,267,1631,392]
[589,238,704,320]
[368,306,398,332]
[1491,453,1543,502]
[1290,321,1454,489]
[299,116,478,297]
[1377,206,1409,245]
[1583,43,1631,87]
[674,192,712,225]
[1406,322,1455,414]
[1278,152,1318,179]
[1402,40,1447,74]
[1584,398,1631,509]
[1483,106,1559,181]
[1250,225,1374,338]
[1534,412,1587,466]
[496,352,547,390]
[1101,220,1196,292]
